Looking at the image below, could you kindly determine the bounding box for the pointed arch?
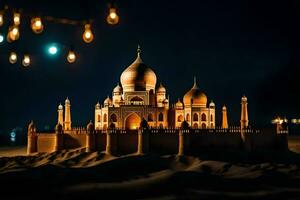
[110,113,117,122]
[103,113,107,122]
[97,114,101,122]
[148,113,154,122]
[193,113,198,121]
[210,114,213,121]
[125,113,141,130]
[186,113,190,122]
[201,113,206,121]
[193,123,199,129]
[201,123,206,129]
[177,115,184,122]
[158,112,164,121]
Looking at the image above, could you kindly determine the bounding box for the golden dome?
[113,83,123,93]
[58,103,63,110]
[183,78,207,107]
[175,99,183,108]
[104,96,112,105]
[120,46,157,92]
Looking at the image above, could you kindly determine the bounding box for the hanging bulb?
[106,7,119,25]
[0,11,4,26]
[9,52,17,64]
[31,17,44,34]
[13,12,21,26]
[67,50,76,63]
[82,24,94,43]
[22,54,30,67]
[7,25,20,42]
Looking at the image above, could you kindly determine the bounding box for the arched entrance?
[125,113,141,130]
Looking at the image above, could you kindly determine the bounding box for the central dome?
[183,79,207,107]
[120,46,157,92]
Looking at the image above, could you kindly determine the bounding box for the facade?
[26,46,289,155]
[94,46,215,130]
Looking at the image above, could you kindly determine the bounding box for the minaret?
[240,95,249,129]
[64,97,71,130]
[222,105,228,129]
[57,103,64,126]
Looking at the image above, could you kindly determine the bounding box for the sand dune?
[1,146,300,199]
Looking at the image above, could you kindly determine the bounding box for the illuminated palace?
[92,46,215,130]
[27,46,288,155]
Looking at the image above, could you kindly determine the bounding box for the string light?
[82,24,94,43]
[22,54,30,67]
[67,50,76,63]
[9,52,17,64]
[13,12,21,25]
[0,11,3,26]
[31,17,44,34]
[106,7,119,25]
[7,25,20,42]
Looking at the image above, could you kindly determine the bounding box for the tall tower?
[64,97,71,130]
[222,105,228,129]
[240,95,249,129]
[57,103,64,126]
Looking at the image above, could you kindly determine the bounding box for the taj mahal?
[27,46,288,155]
[92,46,215,130]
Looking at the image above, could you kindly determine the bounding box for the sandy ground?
[0,138,300,199]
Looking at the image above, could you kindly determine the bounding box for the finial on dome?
[193,76,198,87]
[137,44,141,57]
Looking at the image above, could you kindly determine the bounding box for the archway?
[125,113,141,130]
[177,115,184,122]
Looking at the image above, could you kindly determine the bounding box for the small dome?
[113,83,123,93]
[222,105,227,110]
[120,46,157,92]
[241,95,247,102]
[65,97,70,104]
[163,98,169,103]
[209,101,215,108]
[58,103,63,110]
[104,96,112,105]
[176,99,183,108]
[183,79,207,107]
[157,83,166,93]
[95,102,100,109]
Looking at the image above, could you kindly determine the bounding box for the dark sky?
[0,0,299,133]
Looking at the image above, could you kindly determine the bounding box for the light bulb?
[67,51,76,63]
[12,27,18,35]
[0,12,3,26]
[7,25,20,42]
[0,33,4,43]
[31,17,44,34]
[82,24,94,43]
[13,12,20,26]
[106,8,119,25]
[9,52,17,64]
[22,55,30,67]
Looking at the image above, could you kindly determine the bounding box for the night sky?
[0,0,299,133]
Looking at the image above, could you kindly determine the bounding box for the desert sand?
[0,139,300,199]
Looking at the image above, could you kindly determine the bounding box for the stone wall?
[29,127,288,154]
